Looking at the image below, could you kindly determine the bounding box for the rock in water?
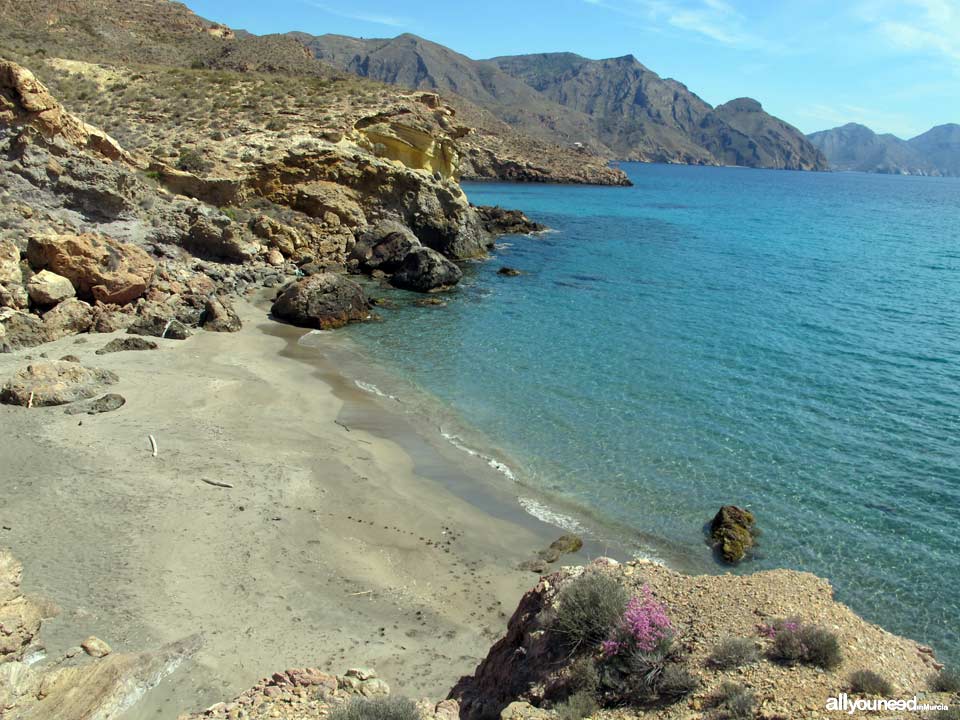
[351,221,422,273]
[96,337,158,354]
[391,247,463,293]
[709,505,756,564]
[497,267,523,277]
[271,273,369,329]
[0,361,118,407]
[26,270,75,306]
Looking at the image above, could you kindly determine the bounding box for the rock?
[345,668,377,681]
[0,310,51,350]
[41,298,93,340]
[59,355,80,363]
[200,296,242,332]
[91,303,135,333]
[80,636,112,658]
[183,214,258,263]
[266,248,284,267]
[0,360,118,407]
[350,221,422,273]
[497,267,523,277]
[62,391,125,416]
[0,550,44,663]
[477,206,546,235]
[26,270,75,306]
[96,337,158,354]
[709,505,756,564]
[127,312,191,340]
[390,247,463,293]
[0,240,22,288]
[500,701,552,720]
[27,234,155,305]
[415,297,447,307]
[271,273,369,330]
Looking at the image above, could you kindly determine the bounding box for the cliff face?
[809,122,960,176]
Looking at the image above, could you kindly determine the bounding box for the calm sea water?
[344,163,960,664]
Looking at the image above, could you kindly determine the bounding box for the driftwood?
[26,392,34,409]
[200,478,234,489]
[148,434,157,457]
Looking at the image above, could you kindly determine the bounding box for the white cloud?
[301,1,409,28]
[583,0,760,47]
[859,0,960,62]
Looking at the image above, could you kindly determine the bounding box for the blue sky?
[186,0,960,138]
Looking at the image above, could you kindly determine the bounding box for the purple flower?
[602,585,673,657]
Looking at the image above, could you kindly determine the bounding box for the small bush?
[657,664,700,699]
[934,708,960,720]
[848,669,892,696]
[266,117,289,131]
[931,667,960,693]
[708,638,759,670]
[565,657,600,694]
[327,697,420,720]
[763,618,841,670]
[705,681,756,720]
[552,573,629,652]
[555,691,598,720]
[176,148,211,174]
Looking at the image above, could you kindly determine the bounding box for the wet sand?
[0,300,589,718]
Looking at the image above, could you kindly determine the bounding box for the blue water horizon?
[345,163,960,665]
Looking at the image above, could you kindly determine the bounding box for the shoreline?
[0,298,599,718]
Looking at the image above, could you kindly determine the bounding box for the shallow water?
[344,163,960,664]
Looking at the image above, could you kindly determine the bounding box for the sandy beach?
[0,299,585,718]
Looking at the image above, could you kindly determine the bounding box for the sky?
[185,0,960,138]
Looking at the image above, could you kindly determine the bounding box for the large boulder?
[709,505,756,564]
[271,274,369,330]
[0,360,118,406]
[350,221,422,273]
[0,241,27,310]
[41,298,93,339]
[183,214,257,263]
[390,247,463,293]
[26,270,75,306]
[26,234,155,305]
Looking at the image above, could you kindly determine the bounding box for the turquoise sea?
[344,163,960,665]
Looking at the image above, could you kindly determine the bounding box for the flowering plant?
[601,585,673,658]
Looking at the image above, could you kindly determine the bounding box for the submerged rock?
[271,273,369,330]
[709,505,756,564]
[0,360,118,407]
[497,267,523,277]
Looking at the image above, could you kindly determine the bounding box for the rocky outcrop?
[27,234,156,305]
[709,505,756,564]
[271,274,370,329]
[0,60,133,163]
[476,206,545,236]
[0,550,47,664]
[0,360,119,406]
[350,221,463,292]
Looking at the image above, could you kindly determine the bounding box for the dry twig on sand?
[200,478,234,488]
[148,434,157,457]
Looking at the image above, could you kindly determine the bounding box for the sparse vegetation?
[708,637,759,670]
[931,667,960,693]
[848,669,892,696]
[327,697,420,720]
[551,572,629,652]
[761,617,842,670]
[555,691,598,720]
[176,148,211,174]
[705,681,756,720]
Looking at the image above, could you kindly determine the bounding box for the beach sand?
[0,300,584,718]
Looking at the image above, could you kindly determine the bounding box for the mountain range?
[295,32,828,171]
[808,123,960,177]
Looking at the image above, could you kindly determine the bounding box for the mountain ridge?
[295,32,828,171]
[809,121,960,176]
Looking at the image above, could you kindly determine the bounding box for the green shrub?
[848,669,892,696]
[708,638,759,670]
[551,573,629,652]
[327,697,420,720]
[266,117,289,131]
[764,619,841,670]
[565,657,600,694]
[555,691,598,720]
[705,681,756,720]
[931,668,960,693]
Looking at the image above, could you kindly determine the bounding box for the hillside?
[301,35,827,171]
[809,122,960,176]
[0,0,626,186]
